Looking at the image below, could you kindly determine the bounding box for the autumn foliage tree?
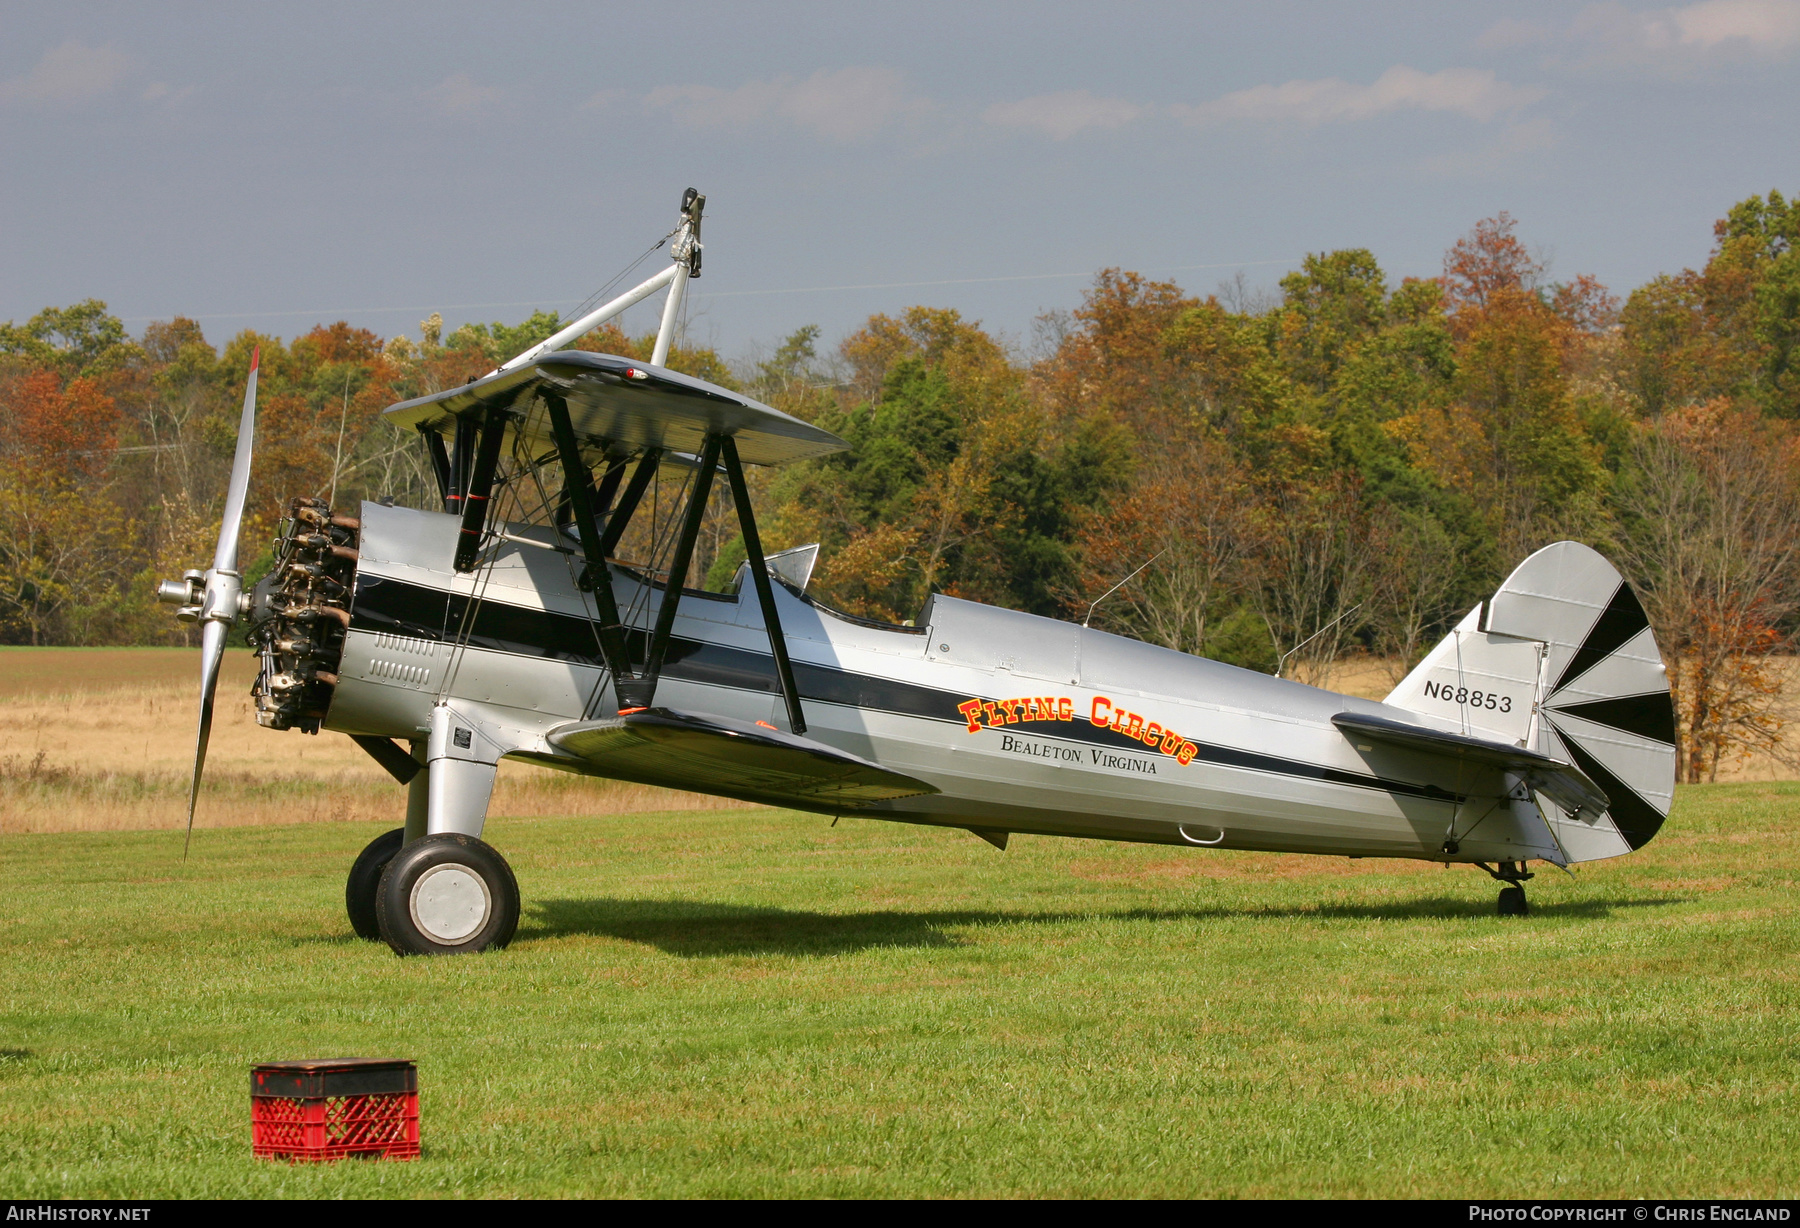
[0,368,130,643]
[1075,431,1257,661]
[5,190,1800,786]
[1611,400,1800,780]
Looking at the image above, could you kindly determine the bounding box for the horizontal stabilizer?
[1332,712,1610,818]
[546,708,938,813]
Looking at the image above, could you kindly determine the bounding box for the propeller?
[157,347,259,856]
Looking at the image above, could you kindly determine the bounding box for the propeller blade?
[186,349,258,857]
[214,346,260,574]
[185,617,229,857]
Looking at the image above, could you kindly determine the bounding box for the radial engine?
[246,497,360,733]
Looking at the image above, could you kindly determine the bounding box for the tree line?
[3,193,1797,783]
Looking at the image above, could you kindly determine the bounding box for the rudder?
[1386,542,1677,862]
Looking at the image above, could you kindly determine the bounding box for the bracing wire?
[560,228,681,337]
[434,418,557,705]
[513,413,614,689]
[616,460,697,674]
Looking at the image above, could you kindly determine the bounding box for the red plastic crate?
[251,1058,419,1162]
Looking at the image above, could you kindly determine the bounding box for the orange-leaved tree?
[0,369,134,643]
[1612,399,1800,781]
[1407,215,1609,564]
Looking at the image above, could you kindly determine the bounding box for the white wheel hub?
[409,863,491,943]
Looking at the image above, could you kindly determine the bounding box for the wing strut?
[598,449,660,560]
[421,426,452,510]
[452,403,509,573]
[544,389,637,704]
[624,433,722,709]
[447,416,478,515]
[560,452,625,531]
[590,455,627,523]
[722,435,805,733]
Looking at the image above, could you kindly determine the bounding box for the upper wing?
[1332,711,1611,819]
[383,351,848,467]
[546,708,938,814]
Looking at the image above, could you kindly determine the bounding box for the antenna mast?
[651,188,704,367]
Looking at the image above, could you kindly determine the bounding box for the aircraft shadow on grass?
[518,893,1684,958]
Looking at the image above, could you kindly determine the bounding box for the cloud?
[645,66,928,142]
[983,90,1144,139]
[424,73,502,115]
[1664,0,1800,46]
[0,41,131,105]
[1490,1,1800,65]
[1177,65,1545,127]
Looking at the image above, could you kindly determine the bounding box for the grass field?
[1,779,1797,1198]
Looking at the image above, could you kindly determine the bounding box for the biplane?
[160,189,1678,955]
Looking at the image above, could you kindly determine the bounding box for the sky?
[2,0,1797,362]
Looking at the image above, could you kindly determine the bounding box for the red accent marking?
[251,345,260,371]
[755,720,777,730]
[618,706,647,715]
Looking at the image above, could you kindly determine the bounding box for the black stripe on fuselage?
[350,574,1460,805]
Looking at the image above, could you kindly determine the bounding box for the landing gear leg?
[1478,861,1534,917]
[372,705,515,955]
[349,742,429,940]
[403,746,428,845]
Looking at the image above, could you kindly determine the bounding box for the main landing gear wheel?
[346,828,405,941]
[374,833,519,956]
[1497,886,1529,917]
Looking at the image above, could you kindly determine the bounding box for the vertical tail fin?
[1385,542,1677,862]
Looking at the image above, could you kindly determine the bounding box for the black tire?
[375,833,519,956]
[346,828,405,941]
[1498,885,1529,917]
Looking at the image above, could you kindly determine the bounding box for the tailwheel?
[375,833,520,956]
[346,828,405,940]
[1480,861,1534,918]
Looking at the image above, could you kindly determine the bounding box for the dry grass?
[0,647,756,834]
[1321,653,1398,701]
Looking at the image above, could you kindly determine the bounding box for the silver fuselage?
[321,502,1555,864]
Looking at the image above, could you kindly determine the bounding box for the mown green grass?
[2,783,1796,1198]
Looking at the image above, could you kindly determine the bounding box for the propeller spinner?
[156,347,259,854]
